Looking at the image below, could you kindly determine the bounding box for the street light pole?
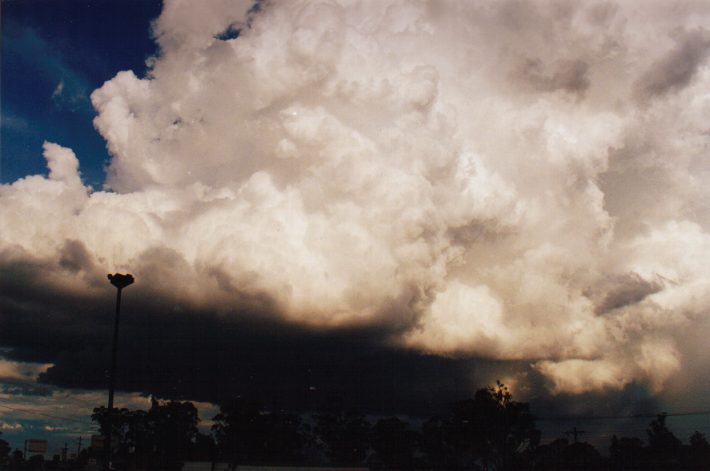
[106,273,134,470]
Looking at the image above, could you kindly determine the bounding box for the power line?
[0,404,96,427]
[537,410,710,422]
[41,393,106,409]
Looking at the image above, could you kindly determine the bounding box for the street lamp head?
[108,273,135,289]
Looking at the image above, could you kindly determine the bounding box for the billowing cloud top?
[2,0,710,399]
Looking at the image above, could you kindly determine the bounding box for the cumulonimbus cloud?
[2,0,710,397]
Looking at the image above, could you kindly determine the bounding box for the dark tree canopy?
[313,408,371,465]
[646,413,682,469]
[368,416,419,470]
[444,381,540,469]
[66,383,710,469]
[92,398,200,470]
[0,432,9,465]
[212,398,305,465]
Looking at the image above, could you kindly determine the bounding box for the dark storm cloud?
[634,28,710,100]
[0,252,506,416]
[527,369,661,419]
[588,273,663,315]
[0,253,667,420]
[58,239,95,273]
[515,58,591,96]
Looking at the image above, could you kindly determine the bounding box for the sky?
[1,0,710,455]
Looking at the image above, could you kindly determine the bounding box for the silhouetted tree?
[92,405,134,462]
[0,432,9,465]
[533,438,570,470]
[92,399,200,470]
[609,435,644,471]
[647,413,681,469]
[533,438,604,471]
[420,416,457,469]
[190,431,217,462]
[445,382,540,470]
[685,431,710,470]
[146,398,199,469]
[368,416,420,470]
[561,442,603,470]
[212,398,305,465]
[213,398,264,465]
[313,408,371,465]
[689,430,708,448]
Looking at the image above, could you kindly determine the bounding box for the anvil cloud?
[2,0,710,405]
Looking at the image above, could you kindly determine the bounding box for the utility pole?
[105,273,134,470]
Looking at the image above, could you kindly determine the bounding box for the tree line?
[2,382,709,470]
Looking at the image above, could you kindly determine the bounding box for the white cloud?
[0,113,30,132]
[0,359,52,382]
[534,359,630,395]
[1,0,710,396]
[51,80,65,99]
[0,422,23,431]
[404,281,507,356]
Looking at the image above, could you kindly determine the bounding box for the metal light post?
[106,273,134,470]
